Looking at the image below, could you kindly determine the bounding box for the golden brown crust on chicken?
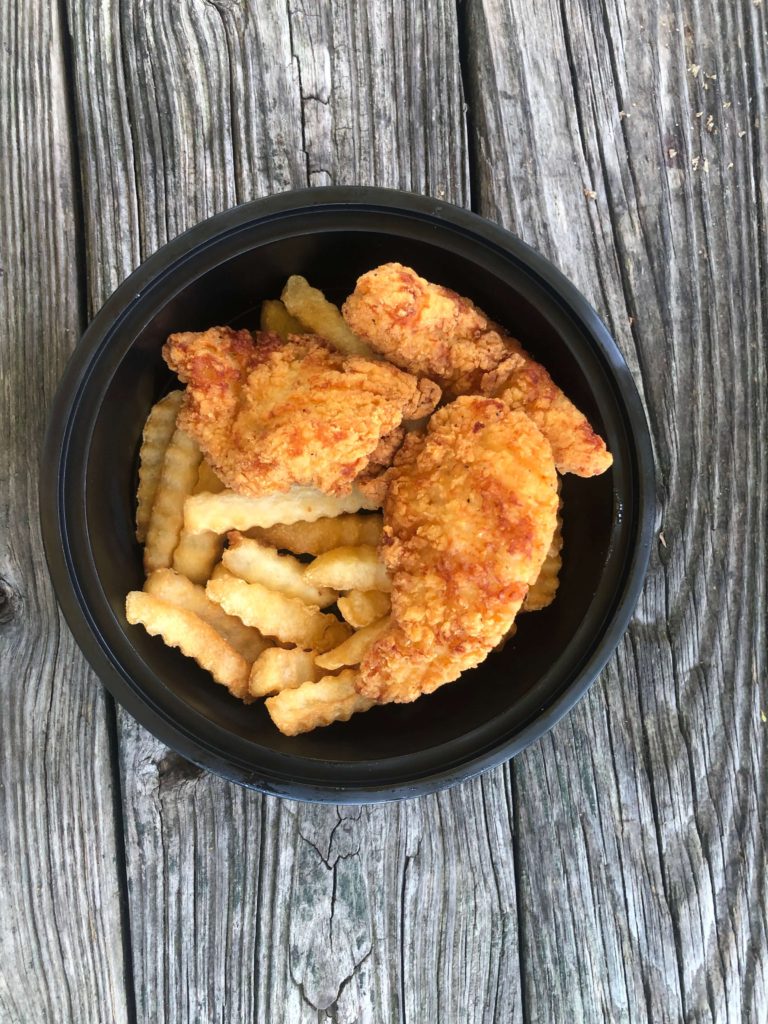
[343,263,612,477]
[343,263,508,396]
[480,357,612,478]
[357,397,559,704]
[162,327,440,498]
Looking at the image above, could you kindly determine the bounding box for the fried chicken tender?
[357,397,559,704]
[162,328,440,498]
[343,263,612,477]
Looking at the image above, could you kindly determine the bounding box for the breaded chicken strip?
[343,262,612,477]
[163,327,440,498]
[357,397,559,704]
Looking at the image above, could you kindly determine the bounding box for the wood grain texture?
[6,0,763,1019]
[0,4,130,1022]
[465,0,767,1020]
[65,2,518,1022]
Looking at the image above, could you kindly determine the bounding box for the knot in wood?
[0,575,19,625]
[156,751,205,787]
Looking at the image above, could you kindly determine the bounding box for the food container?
[40,187,655,801]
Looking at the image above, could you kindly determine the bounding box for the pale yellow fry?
[179,462,227,578]
[135,391,184,543]
[223,532,337,608]
[206,577,351,652]
[247,512,383,555]
[315,615,391,671]
[184,485,379,535]
[144,427,202,574]
[281,275,374,357]
[125,591,250,700]
[249,647,324,698]
[210,562,233,581]
[260,298,305,338]
[522,508,564,612]
[266,669,375,736]
[194,459,226,495]
[144,568,271,663]
[172,529,225,585]
[337,589,391,629]
[304,545,391,592]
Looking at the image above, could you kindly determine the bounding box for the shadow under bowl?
[40,187,654,802]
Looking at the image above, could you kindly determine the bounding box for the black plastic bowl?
[40,187,654,802]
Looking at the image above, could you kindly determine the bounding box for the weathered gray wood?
[8,0,761,1019]
[465,0,767,1021]
[0,4,131,1023]
[66,2,520,1022]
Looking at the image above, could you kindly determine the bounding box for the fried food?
[480,359,612,478]
[143,568,270,663]
[205,576,351,652]
[343,263,612,477]
[183,484,380,536]
[125,591,251,700]
[260,299,305,338]
[172,530,224,585]
[246,512,383,555]
[143,426,202,574]
[303,545,392,592]
[265,669,375,736]
[337,589,391,628]
[194,460,225,495]
[521,503,563,612]
[281,275,374,356]
[357,396,559,703]
[135,391,184,543]
[223,531,337,607]
[126,267,609,732]
[343,263,507,395]
[172,458,228,581]
[315,615,391,671]
[163,328,438,497]
[249,647,324,698]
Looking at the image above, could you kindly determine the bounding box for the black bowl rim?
[40,185,655,803]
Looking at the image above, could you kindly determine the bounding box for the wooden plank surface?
[465,0,768,1021]
[0,4,131,1023]
[2,0,765,1019]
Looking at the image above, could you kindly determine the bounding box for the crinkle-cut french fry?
[172,529,225,585]
[337,589,391,629]
[281,275,374,357]
[168,461,226,581]
[183,485,379,535]
[265,669,375,736]
[205,576,351,652]
[125,591,250,700]
[143,427,202,574]
[493,621,517,652]
[210,562,233,581]
[315,615,391,671]
[304,545,391,593]
[194,459,226,495]
[521,507,563,612]
[246,512,383,555]
[249,647,324,698]
[135,390,184,542]
[144,568,270,663]
[260,298,306,338]
[223,532,337,607]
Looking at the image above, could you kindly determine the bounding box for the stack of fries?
[126,277,400,736]
[126,275,564,737]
